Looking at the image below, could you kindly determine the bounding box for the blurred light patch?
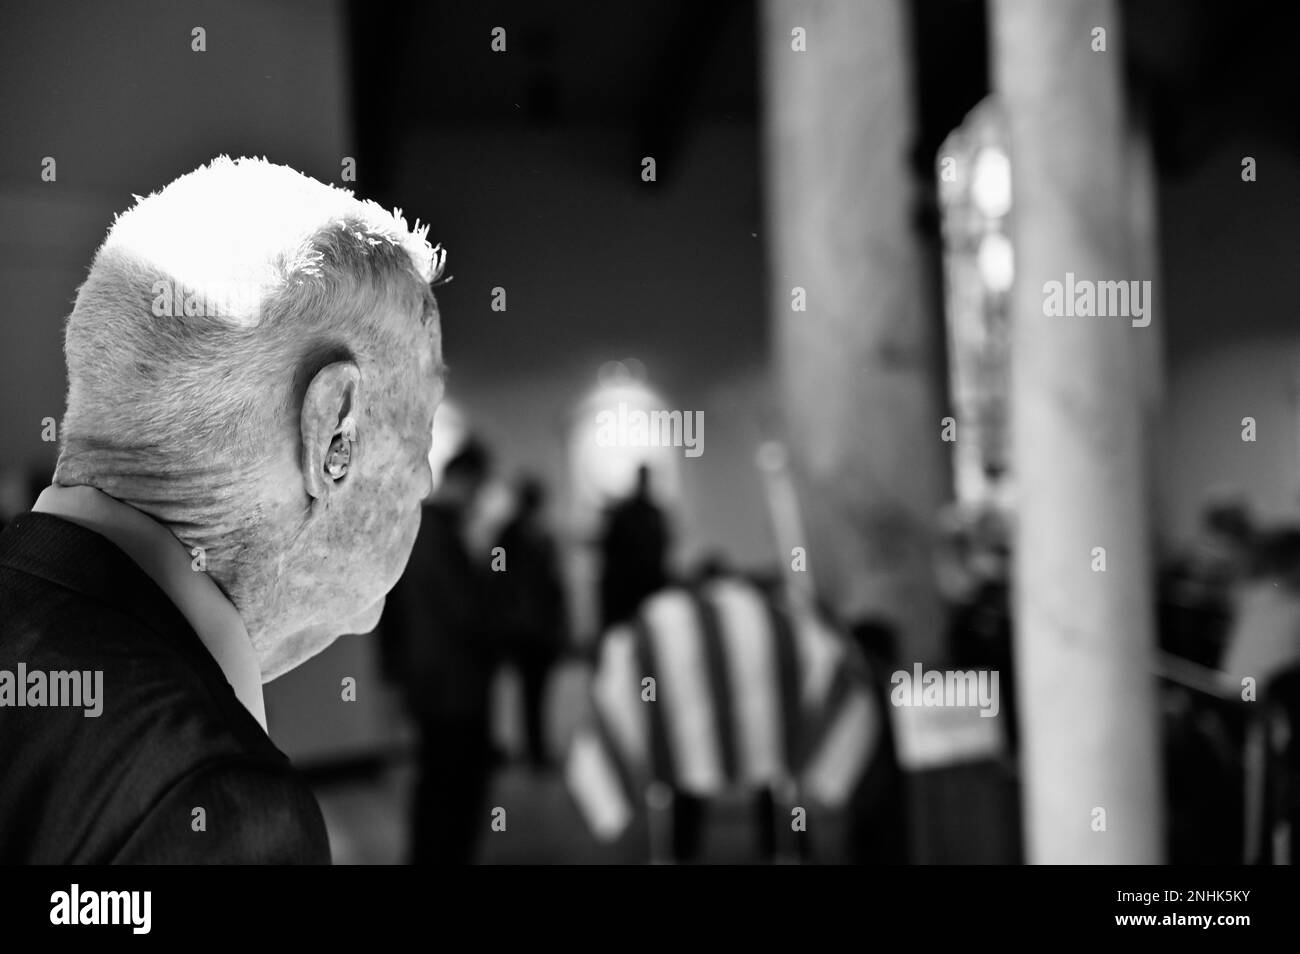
[427,398,467,494]
[569,362,681,511]
[977,232,1015,294]
[971,146,1012,220]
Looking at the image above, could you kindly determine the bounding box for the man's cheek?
[378,502,421,583]
[395,508,421,565]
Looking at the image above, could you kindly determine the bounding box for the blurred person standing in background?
[598,464,670,630]
[493,475,567,770]
[383,438,501,863]
[1221,528,1300,691]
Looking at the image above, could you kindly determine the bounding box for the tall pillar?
[761,0,948,663]
[1127,114,1168,543]
[991,0,1164,862]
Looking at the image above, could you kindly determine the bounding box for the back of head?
[58,156,441,500]
[54,156,449,679]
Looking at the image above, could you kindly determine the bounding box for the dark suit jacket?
[0,512,330,864]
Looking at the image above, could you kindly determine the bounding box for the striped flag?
[565,575,883,842]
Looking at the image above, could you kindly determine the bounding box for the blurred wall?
[1158,138,1300,544]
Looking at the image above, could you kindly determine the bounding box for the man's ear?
[301,361,361,502]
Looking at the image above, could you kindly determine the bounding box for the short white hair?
[56,155,444,503]
[102,155,441,323]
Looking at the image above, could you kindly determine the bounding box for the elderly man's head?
[55,156,446,680]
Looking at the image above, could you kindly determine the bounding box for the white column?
[991,0,1164,863]
[761,0,948,663]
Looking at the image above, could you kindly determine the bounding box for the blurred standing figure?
[1221,529,1300,690]
[384,439,499,864]
[1160,495,1259,668]
[494,476,567,769]
[1191,495,1259,587]
[599,464,669,629]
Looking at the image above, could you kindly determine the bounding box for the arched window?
[567,360,682,521]
[564,360,682,642]
[937,99,1014,506]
